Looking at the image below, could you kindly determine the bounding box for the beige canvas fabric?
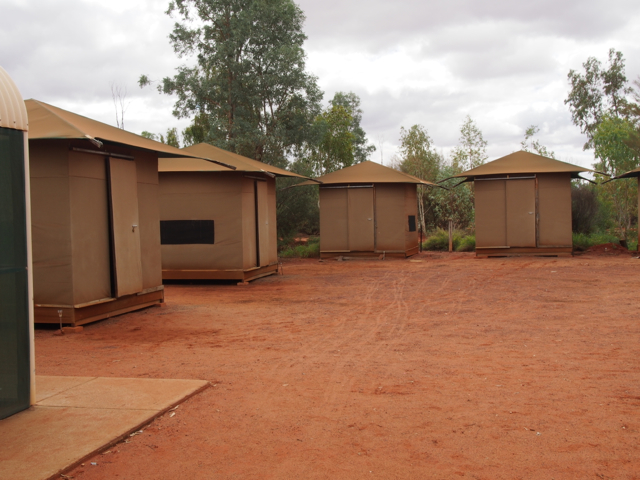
[297,160,437,186]
[159,171,279,275]
[179,143,307,178]
[26,99,206,159]
[30,136,163,307]
[538,173,572,246]
[318,182,419,255]
[454,151,592,179]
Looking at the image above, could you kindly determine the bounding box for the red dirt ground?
[35,252,640,479]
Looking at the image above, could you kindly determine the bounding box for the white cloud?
[1,0,639,169]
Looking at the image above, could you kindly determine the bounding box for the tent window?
[408,215,416,232]
[161,220,215,245]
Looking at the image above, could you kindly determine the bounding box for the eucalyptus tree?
[141,0,322,168]
[565,49,633,149]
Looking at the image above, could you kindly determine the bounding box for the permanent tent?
[299,161,437,258]
[26,100,218,326]
[451,151,593,257]
[159,142,308,282]
[0,67,35,418]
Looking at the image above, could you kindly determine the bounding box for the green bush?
[422,229,461,251]
[572,232,621,251]
[456,235,475,252]
[279,237,320,258]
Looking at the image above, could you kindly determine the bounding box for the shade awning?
[609,165,640,180]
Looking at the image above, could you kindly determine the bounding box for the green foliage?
[422,229,474,252]
[422,229,456,251]
[165,127,180,148]
[593,115,639,238]
[571,181,610,234]
[565,49,634,149]
[397,118,485,232]
[520,125,556,158]
[311,104,355,175]
[456,235,476,252]
[572,232,621,251]
[146,0,323,168]
[328,92,376,164]
[139,128,181,147]
[279,236,320,258]
[450,115,488,170]
[276,160,319,239]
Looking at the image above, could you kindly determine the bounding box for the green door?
[0,127,30,419]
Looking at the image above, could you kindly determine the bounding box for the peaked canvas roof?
[611,165,640,180]
[296,160,437,186]
[452,151,593,180]
[159,142,307,178]
[25,99,214,160]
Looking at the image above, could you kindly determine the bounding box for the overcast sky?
[2,0,640,168]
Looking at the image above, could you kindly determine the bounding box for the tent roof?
[160,142,307,178]
[296,160,437,186]
[611,165,640,180]
[452,151,593,180]
[25,99,209,159]
[0,67,28,132]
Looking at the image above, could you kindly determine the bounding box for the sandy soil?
[35,251,640,479]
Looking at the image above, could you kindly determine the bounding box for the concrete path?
[0,376,209,480]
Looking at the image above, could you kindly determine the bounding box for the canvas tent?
[159,142,308,282]
[26,100,215,326]
[298,161,437,258]
[0,67,35,418]
[452,151,593,257]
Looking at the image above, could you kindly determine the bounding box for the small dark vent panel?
[408,215,416,232]
[161,220,215,245]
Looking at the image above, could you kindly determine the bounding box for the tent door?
[506,179,537,247]
[254,180,269,267]
[107,157,143,297]
[0,128,30,419]
[348,187,375,251]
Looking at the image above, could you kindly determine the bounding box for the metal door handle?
[132,224,138,231]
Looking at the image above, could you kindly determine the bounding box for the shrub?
[279,236,320,258]
[572,232,621,251]
[422,229,465,251]
[456,235,475,252]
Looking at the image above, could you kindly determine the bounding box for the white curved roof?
[0,66,28,132]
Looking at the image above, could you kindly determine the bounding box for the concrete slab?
[0,376,209,480]
[38,377,209,410]
[35,375,95,403]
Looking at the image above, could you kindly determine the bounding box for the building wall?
[404,184,419,251]
[474,173,572,250]
[135,151,163,289]
[320,183,418,254]
[68,149,111,304]
[29,140,74,305]
[160,171,244,271]
[375,184,405,251]
[537,173,572,246]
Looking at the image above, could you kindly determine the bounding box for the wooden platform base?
[35,289,165,327]
[476,246,573,258]
[162,264,279,282]
[321,247,419,259]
